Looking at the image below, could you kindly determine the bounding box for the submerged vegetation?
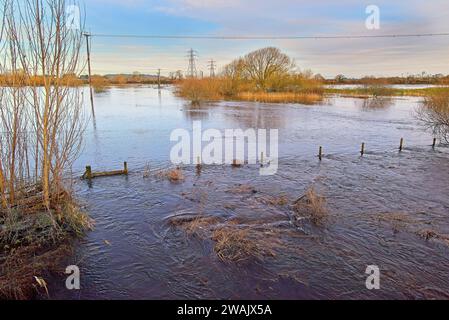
[293,188,328,226]
[176,47,324,105]
[169,185,327,263]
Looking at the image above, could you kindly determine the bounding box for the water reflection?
[182,104,212,121]
[360,97,394,110]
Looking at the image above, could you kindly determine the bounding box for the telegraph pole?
[84,33,95,115]
[187,49,198,78]
[208,59,216,78]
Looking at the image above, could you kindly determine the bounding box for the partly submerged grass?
[212,227,264,262]
[168,215,221,238]
[155,167,185,183]
[169,213,282,263]
[293,188,328,226]
[236,91,323,105]
[326,86,449,98]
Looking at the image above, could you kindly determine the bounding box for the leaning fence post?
[361,142,365,156]
[399,138,404,152]
[318,146,323,161]
[85,166,92,180]
[432,138,437,149]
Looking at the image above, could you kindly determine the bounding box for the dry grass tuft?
[257,194,289,207]
[237,91,322,105]
[226,184,257,194]
[211,225,280,263]
[212,227,259,262]
[167,168,185,182]
[176,78,224,105]
[0,190,92,300]
[156,167,185,182]
[416,229,449,246]
[376,212,415,225]
[231,159,243,167]
[169,215,222,238]
[0,244,72,300]
[142,163,151,178]
[417,229,439,241]
[169,214,282,263]
[293,188,328,225]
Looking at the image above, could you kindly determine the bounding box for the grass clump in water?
[169,213,281,263]
[293,187,328,226]
[156,167,185,183]
[169,215,221,238]
[212,227,260,262]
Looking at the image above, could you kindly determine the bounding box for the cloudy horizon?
[84,0,449,78]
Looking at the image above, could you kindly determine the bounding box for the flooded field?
[50,86,449,299]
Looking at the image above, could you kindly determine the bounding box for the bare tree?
[242,47,294,90]
[417,92,449,143]
[0,0,86,210]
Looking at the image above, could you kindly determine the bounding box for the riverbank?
[0,187,92,299]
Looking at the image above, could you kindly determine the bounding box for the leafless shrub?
[417,91,449,143]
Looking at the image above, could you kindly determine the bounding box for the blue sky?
[83,0,449,77]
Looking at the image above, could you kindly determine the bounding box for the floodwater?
[50,86,449,299]
[326,84,448,90]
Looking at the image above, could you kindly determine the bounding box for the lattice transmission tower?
[186,49,198,78]
[208,59,216,78]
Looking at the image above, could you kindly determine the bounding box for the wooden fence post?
[85,166,92,180]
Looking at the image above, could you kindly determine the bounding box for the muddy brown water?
[49,87,449,299]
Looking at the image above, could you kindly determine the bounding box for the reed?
[237,91,322,105]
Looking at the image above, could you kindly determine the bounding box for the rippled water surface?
[51,86,449,299]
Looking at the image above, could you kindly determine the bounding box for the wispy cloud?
[84,0,449,77]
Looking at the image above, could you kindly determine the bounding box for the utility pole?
[208,59,216,78]
[84,33,95,115]
[187,49,198,78]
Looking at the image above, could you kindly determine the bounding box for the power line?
[90,32,449,40]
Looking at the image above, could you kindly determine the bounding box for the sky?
[82,0,449,78]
